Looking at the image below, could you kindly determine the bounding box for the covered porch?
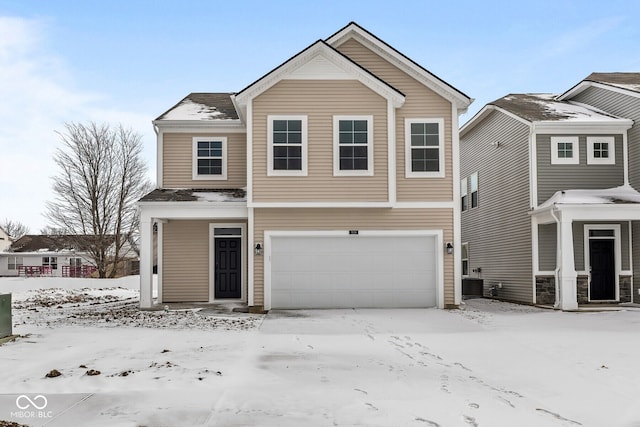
[138,189,249,309]
[532,186,640,310]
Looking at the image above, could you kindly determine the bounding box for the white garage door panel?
[270,235,437,309]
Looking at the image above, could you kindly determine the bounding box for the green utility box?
[0,293,11,339]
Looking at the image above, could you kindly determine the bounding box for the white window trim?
[551,136,579,165]
[470,172,478,209]
[404,118,445,178]
[267,115,308,177]
[192,136,228,180]
[587,136,615,165]
[461,242,469,277]
[460,177,468,212]
[333,115,374,176]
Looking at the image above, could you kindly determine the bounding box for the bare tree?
[45,122,153,278]
[1,219,30,240]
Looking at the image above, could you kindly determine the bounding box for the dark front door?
[589,239,615,300]
[215,238,241,299]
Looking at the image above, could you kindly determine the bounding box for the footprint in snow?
[463,415,478,426]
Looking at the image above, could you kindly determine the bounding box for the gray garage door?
[270,235,437,309]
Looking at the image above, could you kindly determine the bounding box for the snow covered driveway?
[1,277,640,426]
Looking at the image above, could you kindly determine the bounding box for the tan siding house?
[139,22,472,310]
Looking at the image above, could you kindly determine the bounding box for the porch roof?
[538,185,640,209]
[532,185,640,223]
[139,188,247,203]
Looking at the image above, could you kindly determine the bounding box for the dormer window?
[551,136,579,165]
[587,136,615,165]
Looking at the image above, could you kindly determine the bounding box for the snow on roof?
[492,94,623,123]
[586,72,640,94]
[139,188,247,203]
[156,93,239,121]
[538,185,640,209]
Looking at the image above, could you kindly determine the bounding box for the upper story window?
[470,172,478,208]
[333,115,373,176]
[587,136,615,165]
[460,177,468,211]
[192,137,227,180]
[268,115,308,176]
[405,118,445,178]
[550,136,579,165]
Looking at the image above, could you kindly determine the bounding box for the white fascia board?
[559,81,640,101]
[235,41,405,109]
[460,105,531,137]
[138,201,248,220]
[532,120,633,134]
[327,26,471,110]
[153,120,246,134]
[393,201,455,209]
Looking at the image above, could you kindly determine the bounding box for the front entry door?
[215,238,241,299]
[589,239,615,300]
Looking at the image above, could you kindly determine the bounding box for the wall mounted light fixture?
[255,243,263,256]
[446,242,454,255]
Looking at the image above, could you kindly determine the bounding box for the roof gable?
[326,22,472,110]
[559,72,640,101]
[461,93,632,136]
[235,39,405,113]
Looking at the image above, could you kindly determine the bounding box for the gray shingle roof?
[139,188,246,202]
[156,93,239,121]
[585,72,640,93]
[490,93,621,122]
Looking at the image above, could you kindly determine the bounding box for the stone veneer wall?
[535,276,555,305]
[577,276,589,304]
[620,276,632,303]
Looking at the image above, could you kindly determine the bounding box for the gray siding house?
[460,73,640,310]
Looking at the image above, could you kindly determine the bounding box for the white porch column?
[139,216,154,309]
[557,212,578,310]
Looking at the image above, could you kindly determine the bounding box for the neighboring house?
[0,235,96,277]
[139,22,472,310]
[0,227,11,252]
[0,234,139,277]
[460,73,640,310]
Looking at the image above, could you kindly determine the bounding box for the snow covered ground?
[1,277,640,427]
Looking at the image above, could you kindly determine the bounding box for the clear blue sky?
[1,0,638,232]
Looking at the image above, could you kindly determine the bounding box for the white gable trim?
[326,24,471,110]
[559,81,640,101]
[235,41,405,109]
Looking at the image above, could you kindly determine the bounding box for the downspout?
[550,204,561,309]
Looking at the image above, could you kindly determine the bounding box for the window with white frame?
[461,243,469,277]
[42,256,58,270]
[268,116,307,176]
[8,256,23,270]
[470,172,478,208]
[192,137,227,180]
[587,136,615,165]
[550,136,579,165]
[333,115,373,176]
[460,177,468,211]
[405,118,445,177]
